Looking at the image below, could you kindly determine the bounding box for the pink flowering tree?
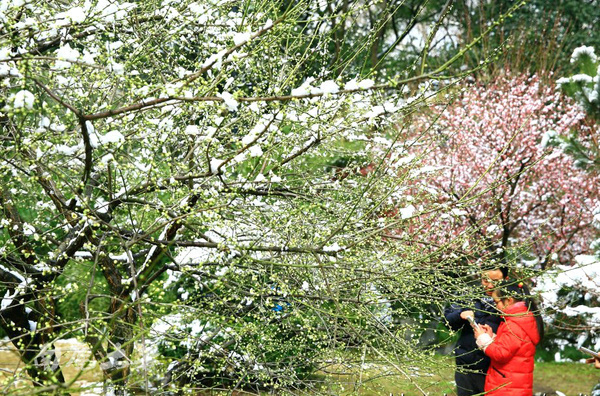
[408,74,600,270]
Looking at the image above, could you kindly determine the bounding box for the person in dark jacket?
[443,267,507,396]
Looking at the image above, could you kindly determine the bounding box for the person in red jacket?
[473,280,544,395]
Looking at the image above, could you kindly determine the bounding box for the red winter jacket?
[483,301,540,395]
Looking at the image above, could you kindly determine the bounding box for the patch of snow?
[399,205,416,219]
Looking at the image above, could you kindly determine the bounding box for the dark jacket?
[444,297,502,372]
[484,301,540,395]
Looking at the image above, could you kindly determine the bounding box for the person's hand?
[460,310,474,320]
[474,324,493,338]
[481,324,493,336]
[585,356,600,368]
[473,325,484,338]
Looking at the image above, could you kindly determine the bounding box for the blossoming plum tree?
[0,0,523,394]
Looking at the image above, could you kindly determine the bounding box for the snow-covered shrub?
[536,255,600,361]
[553,46,600,170]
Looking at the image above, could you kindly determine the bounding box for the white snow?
[1,290,15,310]
[358,79,375,89]
[109,62,125,75]
[323,243,342,252]
[344,79,359,90]
[55,44,80,69]
[365,105,385,119]
[248,145,263,157]
[537,255,600,307]
[486,224,500,234]
[55,143,81,155]
[210,158,225,174]
[291,77,315,97]
[570,74,594,84]
[399,205,416,219]
[541,130,557,148]
[571,45,597,64]
[202,50,226,69]
[68,7,87,23]
[217,91,238,111]
[11,90,35,109]
[319,80,339,94]
[185,125,200,135]
[55,7,87,24]
[101,130,125,144]
[232,32,252,46]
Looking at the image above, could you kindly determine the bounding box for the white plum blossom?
[0,0,513,390]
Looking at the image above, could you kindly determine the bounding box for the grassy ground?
[322,358,600,396]
[1,340,598,395]
[532,361,599,396]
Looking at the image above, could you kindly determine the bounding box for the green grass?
[533,361,599,395]
[316,357,600,396]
